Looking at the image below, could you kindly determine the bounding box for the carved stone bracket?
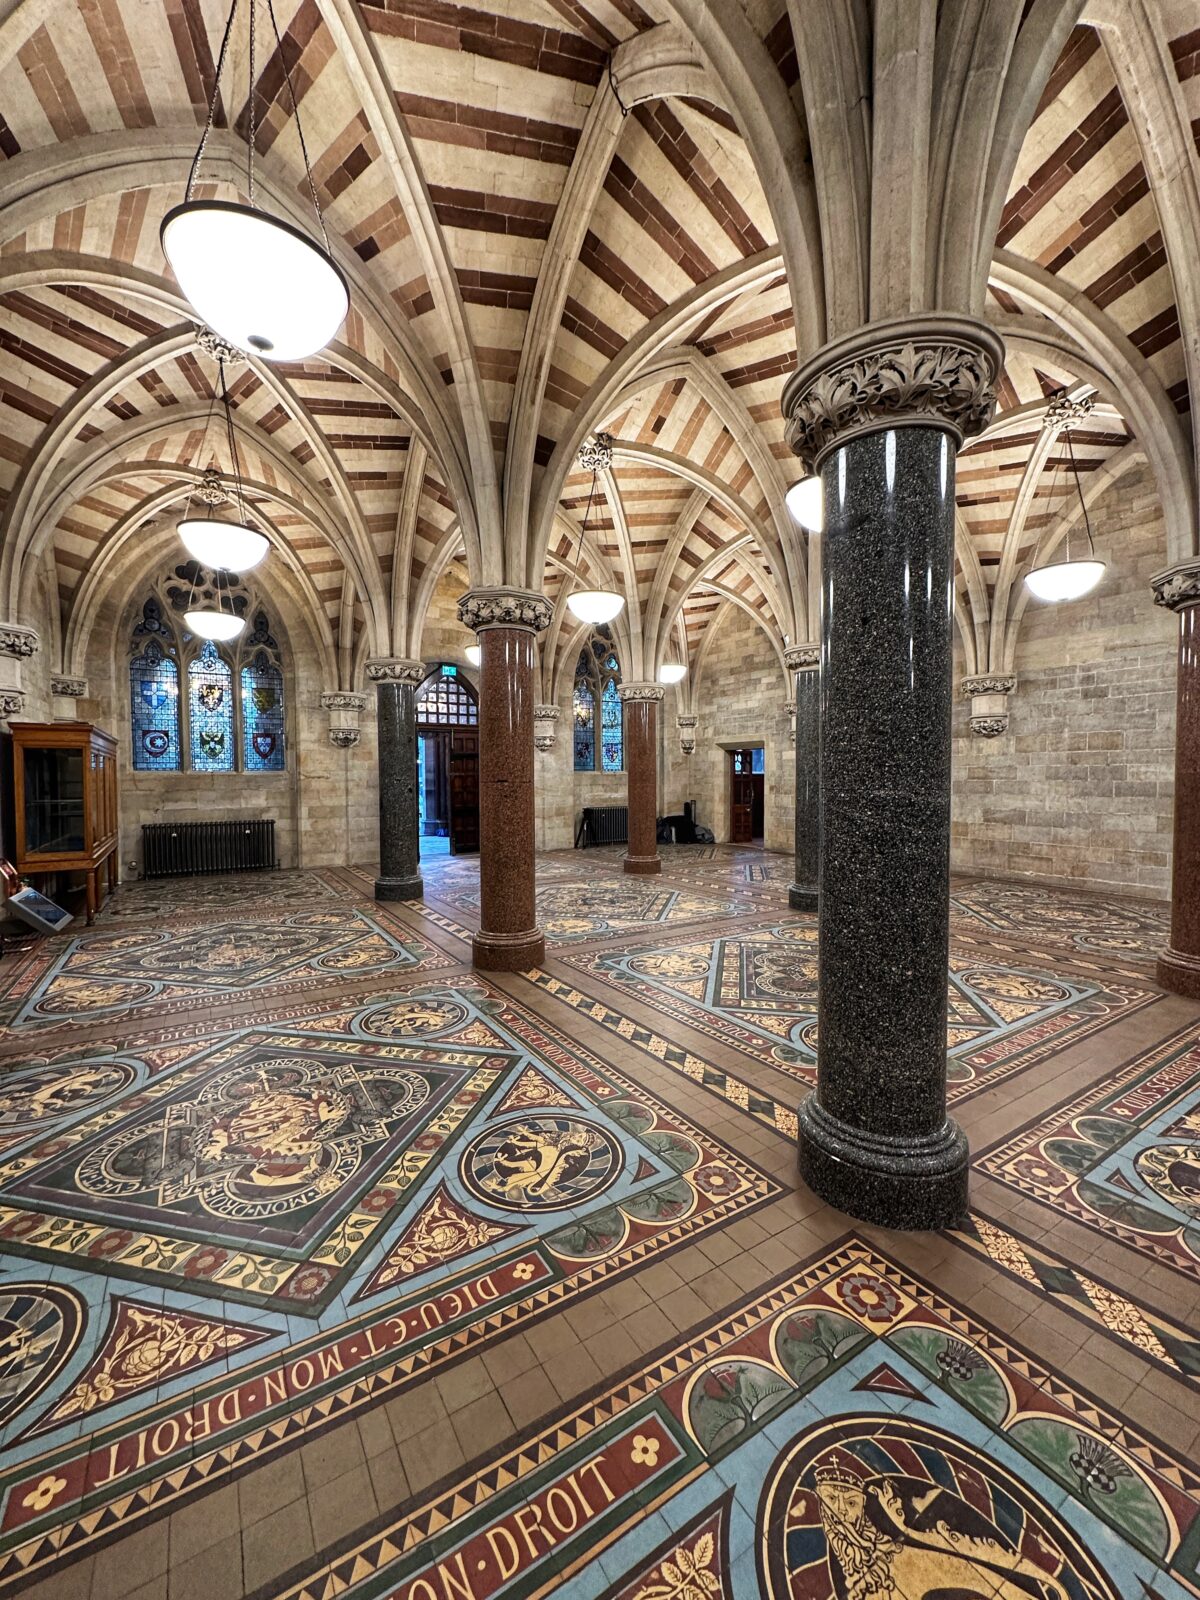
[782,314,1004,472]
[1152,560,1200,612]
[676,713,697,755]
[961,674,1016,738]
[195,325,245,366]
[0,690,25,718]
[329,728,361,749]
[321,692,369,712]
[533,704,560,752]
[785,699,797,746]
[51,675,87,699]
[578,432,614,474]
[324,689,370,750]
[457,589,552,635]
[366,658,426,685]
[961,674,1016,697]
[784,643,820,672]
[0,624,38,660]
[618,682,664,703]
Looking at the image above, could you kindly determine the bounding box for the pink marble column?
[458,587,552,972]
[620,683,662,875]
[1153,561,1200,998]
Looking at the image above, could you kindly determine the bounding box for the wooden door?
[729,750,755,843]
[448,729,480,854]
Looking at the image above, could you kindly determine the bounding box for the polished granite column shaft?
[785,646,819,910]
[621,684,662,875]
[1153,561,1200,997]
[783,315,1002,1230]
[367,659,424,902]
[459,588,552,971]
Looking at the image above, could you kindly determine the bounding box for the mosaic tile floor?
[0,846,1196,1600]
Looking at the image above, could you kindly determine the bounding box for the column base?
[374,874,423,902]
[1157,945,1200,999]
[797,1093,969,1231]
[623,854,662,875]
[472,927,546,972]
[788,884,818,912]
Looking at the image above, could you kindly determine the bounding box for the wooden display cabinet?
[12,722,118,923]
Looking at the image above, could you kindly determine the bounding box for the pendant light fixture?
[785,474,823,532]
[178,361,269,572]
[465,645,481,667]
[186,607,246,642]
[1024,393,1106,604]
[658,663,687,684]
[566,434,625,626]
[162,0,348,361]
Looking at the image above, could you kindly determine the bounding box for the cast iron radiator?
[574,805,628,848]
[141,820,277,877]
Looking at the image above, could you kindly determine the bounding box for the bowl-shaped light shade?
[1023,559,1106,603]
[185,608,245,642]
[658,663,687,684]
[465,644,481,667]
[785,474,823,532]
[567,589,625,625]
[162,201,349,361]
[178,515,269,572]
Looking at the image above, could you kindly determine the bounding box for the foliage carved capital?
[51,675,87,698]
[618,682,664,703]
[784,644,820,672]
[961,674,1016,697]
[457,588,552,634]
[321,692,368,712]
[0,624,38,660]
[782,315,1004,471]
[1151,561,1200,612]
[367,658,426,685]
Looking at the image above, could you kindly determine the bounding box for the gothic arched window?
[189,641,235,772]
[129,584,288,774]
[572,629,622,772]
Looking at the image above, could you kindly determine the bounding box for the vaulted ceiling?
[0,0,1196,693]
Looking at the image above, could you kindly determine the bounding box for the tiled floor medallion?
[0,909,429,1026]
[573,925,1152,1100]
[255,1240,1200,1600]
[0,982,778,1581]
[952,879,1170,964]
[102,869,342,922]
[980,1025,1200,1282]
[449,879,742,943]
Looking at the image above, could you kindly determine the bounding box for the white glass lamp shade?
[185,609,245,642]
[178,515,268,572]
[658,663,687,685]
[1023,559,1105,603]
[162,201,349,362]
[785,474,823,532]
[567,589,625,625]
[465,644,481,667]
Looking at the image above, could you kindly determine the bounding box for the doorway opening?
[416,665,479,855]
[728,747,765,844]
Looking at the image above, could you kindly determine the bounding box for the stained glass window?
[188,641,235,772]
[241,650,285,771]
[416,667,477,726]
[573,676,595,770]
[130,638,181,771]
[601,678,622,772]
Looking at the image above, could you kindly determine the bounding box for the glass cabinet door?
[23,748,86,856]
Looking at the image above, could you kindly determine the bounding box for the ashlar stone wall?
[950,460,1176,896]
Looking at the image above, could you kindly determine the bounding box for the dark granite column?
[782,315,1002,1230]
[785,644,819,911]
[621,683,662,875]
[1153,561,1200,998]
[458,587,552,971]
[367,659,424,901]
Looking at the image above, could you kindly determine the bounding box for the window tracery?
[573,629,622,772]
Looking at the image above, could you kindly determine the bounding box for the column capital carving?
[366,657,426,684]
[1151,560,1200,611]
[457,588,552,634]
[784,643,820,671]
[533,704,560,722]
[961,674,1015,697]
[533,704,560,752]
[329,728,361,748]
[971,717,1008,738]
[0,623,38,659]
[782,314,1004,472]
[51,675,87,698]
[676,714,698,728]
[321,691,368,712]
[618,682,664,703]
[0,689,25,717]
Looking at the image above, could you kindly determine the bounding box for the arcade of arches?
[1,5,1200,1600]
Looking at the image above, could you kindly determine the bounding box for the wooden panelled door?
[729,749,756,843]
[448,729,480,853]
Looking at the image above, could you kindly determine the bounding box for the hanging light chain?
[187,0,241,201]
[266,0,332,253]
[247,0,258,205]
